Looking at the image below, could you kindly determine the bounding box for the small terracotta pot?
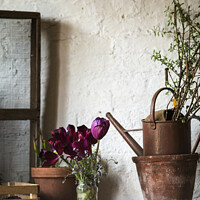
[31,167,76,200]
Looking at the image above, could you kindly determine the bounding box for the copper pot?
[132,153,199,200]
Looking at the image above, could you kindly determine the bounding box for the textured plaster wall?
[0,0,200,199]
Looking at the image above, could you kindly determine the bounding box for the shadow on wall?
[99,175,120,200]
[99,159,120,200]
[41,20,71,140]
[40,20,120,199]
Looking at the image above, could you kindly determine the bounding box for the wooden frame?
[0,182,39,200]
[0,11,41,178]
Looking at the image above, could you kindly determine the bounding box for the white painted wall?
[0,0,200,199]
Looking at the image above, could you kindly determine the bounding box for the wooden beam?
[0,182,39,196]
[0,10,40,19]
[0,109,39,120]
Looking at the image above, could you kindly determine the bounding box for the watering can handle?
[150,87,175,129]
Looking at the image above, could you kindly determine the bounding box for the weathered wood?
[0,109,39,120]
[36,17,41,111]
[0,197,39,200]
[30,14,41,172]
[31,19,37,109]
[30,120,38,175]
[0,10,41,180]
[0,182,39,200]
[0,185,38,194]
[15,195,39,200]
[0,10,40,19]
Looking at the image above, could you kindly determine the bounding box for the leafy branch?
[151,0,200,121]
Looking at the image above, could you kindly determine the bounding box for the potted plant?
[151,0,200,122]
[147,0,200,155]
[32,131,76,200]
[32,117,110,200]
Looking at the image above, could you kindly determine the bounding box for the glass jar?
[76,181,98,200]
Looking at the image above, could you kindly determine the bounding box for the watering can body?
[142,87,191,156]
[107,87,192,156]
[142,119,191,156]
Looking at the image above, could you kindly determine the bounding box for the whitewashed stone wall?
[0,0,200,199]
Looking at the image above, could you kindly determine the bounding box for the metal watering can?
[106,87,200,156]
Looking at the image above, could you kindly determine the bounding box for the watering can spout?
[106,112,143,156]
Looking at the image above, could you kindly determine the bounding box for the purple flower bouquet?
[34,117,110,186]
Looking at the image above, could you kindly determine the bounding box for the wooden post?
[0,11,41,182]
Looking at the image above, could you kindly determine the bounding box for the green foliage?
[152,0,200,121]
[67,151,107,186]
[33,134,44,167]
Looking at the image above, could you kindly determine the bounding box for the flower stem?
[60,155,73,168]
[94,140,100,177]
[95,140,100,158]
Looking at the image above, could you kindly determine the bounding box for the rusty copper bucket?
[142,87,191,156]
[132,153,199,200]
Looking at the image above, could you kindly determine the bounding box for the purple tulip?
[70,125,98,158]
[91,117,110,140]
[86,129,97,144]
[44,118,109,162]
[64,125,79,158]
[51,127,67,143]
[72,138,91,158]
[49,127,67,155]
[64,145,77,158]
[67,125,78,141]
[39,149,59,167]
[67,124,75,136]
[77,125,88,140]
[54,140,63,155]
[39,149,48,160]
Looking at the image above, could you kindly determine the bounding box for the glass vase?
[76,181,98,200]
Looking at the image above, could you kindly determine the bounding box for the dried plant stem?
[185,83,199,119]
[165,68,169,86]
[192,107,200,117]
[152,0,200,121]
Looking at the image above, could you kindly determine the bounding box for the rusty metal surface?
[106,111,191,156]
[142,120,191,156]
[149,87,174,129]
[142,87,191,156]
[106,112,143,156]
[106,88,192,156]
[132,154,199,200]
